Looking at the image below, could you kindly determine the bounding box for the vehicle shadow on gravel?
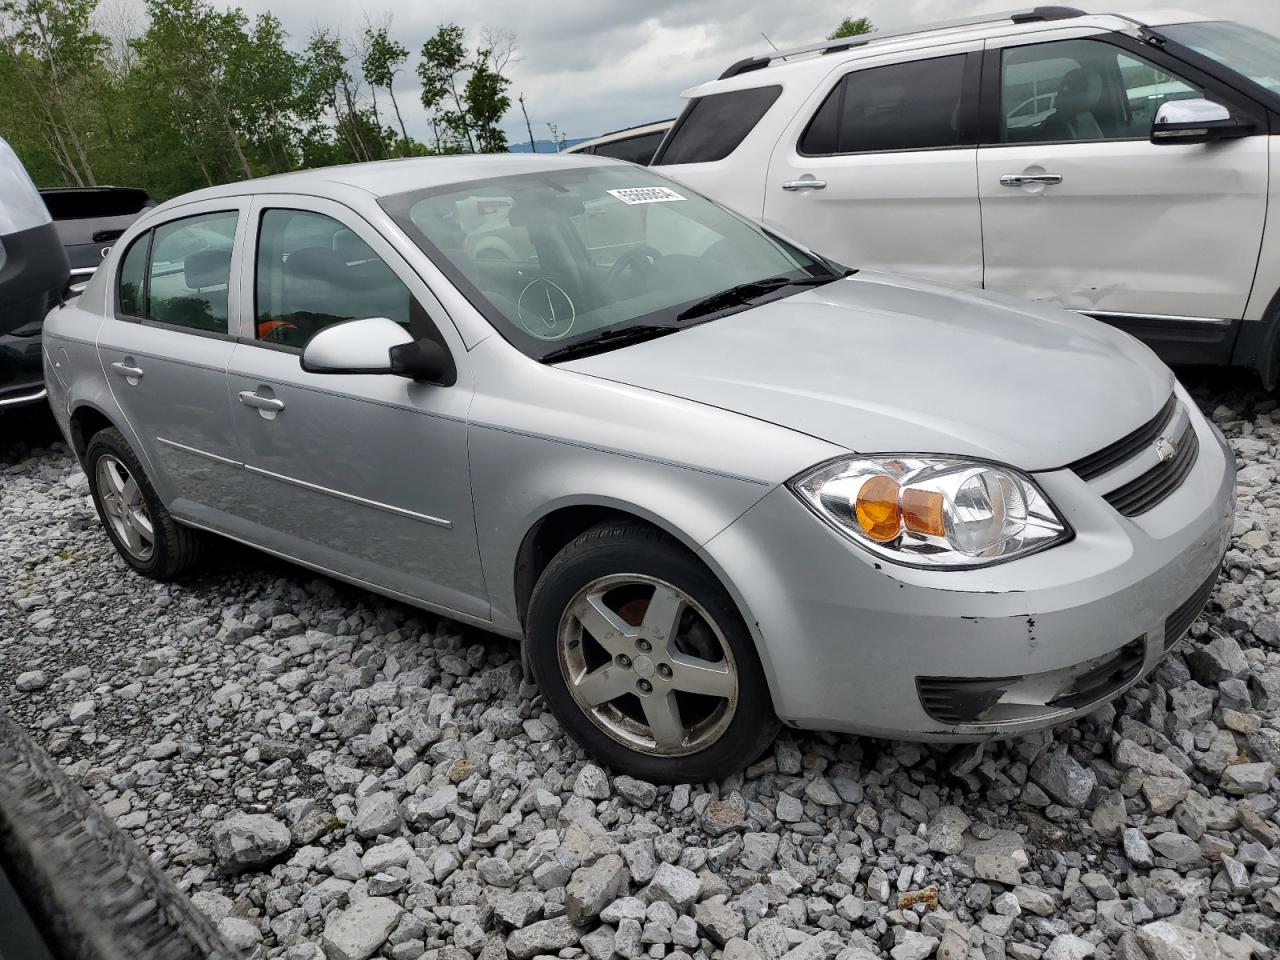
[0,403,63,465]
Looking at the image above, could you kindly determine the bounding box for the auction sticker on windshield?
[607,187,686,205]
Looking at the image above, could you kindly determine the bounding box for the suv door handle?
[782,179,827,191]
[1000,174,1064,187]
[110,361,144,380]
[238,391,285,412]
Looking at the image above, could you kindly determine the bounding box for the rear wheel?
[85,428,204,580]
[527,521,779,782]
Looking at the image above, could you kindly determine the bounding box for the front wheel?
[527,521,779,783]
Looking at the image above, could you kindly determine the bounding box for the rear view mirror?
[1151,98,1253,144]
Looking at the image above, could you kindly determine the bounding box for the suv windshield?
[381,165,838,361]
[1159,20,1280,94]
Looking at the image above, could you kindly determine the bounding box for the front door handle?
[110,361,144,380]
[782,179,827,191]
[1000,174,1064,187]
[238,391,285,413]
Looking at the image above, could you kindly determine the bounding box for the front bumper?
[700,392,1235,740]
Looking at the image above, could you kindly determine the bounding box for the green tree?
[829,16,874,40]
[417,24,473,152]
[0,0,107,184]
[466,55,510,153]
[361,21,410,155]
[417,24,514,154]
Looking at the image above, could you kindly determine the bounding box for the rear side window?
[800,55,969,155]
[116,233,149,317]
[593,131,667,165]
[147,212,238,332]
[654,86,782,164]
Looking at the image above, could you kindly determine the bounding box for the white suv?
[654,8,1280,385]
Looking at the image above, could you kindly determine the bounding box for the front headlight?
[790,456,1069,569]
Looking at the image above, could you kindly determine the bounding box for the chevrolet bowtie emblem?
[1154,436,1177,463]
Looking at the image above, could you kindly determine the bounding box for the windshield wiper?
[541,324,681,363]
[676,274,838,323]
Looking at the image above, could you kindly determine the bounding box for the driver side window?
[255,209,412,348]
[999,39,1201,144]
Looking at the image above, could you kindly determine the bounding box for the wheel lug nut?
[616,655,631,668]
[657,664,672,679]
[637,639,651,652]
[637,679,652,694]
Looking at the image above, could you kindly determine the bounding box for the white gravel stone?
[321,897,403,960]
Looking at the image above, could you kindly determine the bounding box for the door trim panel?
[156,436,453,527]
[156,435,243,467]
[242,463,452,528]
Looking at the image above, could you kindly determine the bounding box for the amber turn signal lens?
[902,488,946,537]
[855,475,901,542]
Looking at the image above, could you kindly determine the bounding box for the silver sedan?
[43,154,1234,782]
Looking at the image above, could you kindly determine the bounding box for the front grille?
[1164,569,1219,650]
[1046,639,1146,710]
[1068,395,1177,482]
[1103,421,1199,517]
[916,638,1146,726]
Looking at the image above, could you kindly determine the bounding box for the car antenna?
[760,32,779,51]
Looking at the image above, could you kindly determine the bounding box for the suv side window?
[593,131,666,165]
[654,86,782,164]
[999,39,1201,143]
[255,208,412,348]
[146,211,238,332]
[800,55,969,156]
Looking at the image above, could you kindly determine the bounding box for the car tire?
[84,427,204,580]
[527,520,779,782]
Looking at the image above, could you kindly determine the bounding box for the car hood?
[561,272,1174,472]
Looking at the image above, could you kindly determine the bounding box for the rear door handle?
[238,391,285,412]
[782,179,827,191]
[1000,174,1064,187]
[110,361,144,380]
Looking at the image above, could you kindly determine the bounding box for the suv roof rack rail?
[718,6,1088,79]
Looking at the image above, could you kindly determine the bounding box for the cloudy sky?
[202,0,1280,145]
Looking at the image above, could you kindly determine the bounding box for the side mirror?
[301,316,454,385]
[1151,98,1252,145]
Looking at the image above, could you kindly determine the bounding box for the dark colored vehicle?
[1,137,68,412]
[40,186,154,295]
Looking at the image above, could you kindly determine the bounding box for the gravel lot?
[2,381,1280,960]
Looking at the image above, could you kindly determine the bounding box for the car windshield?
[381,165,838,360]
[1159,20,1280,94]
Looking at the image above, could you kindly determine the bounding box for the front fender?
[469,420,780,634]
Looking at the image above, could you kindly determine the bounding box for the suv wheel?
[527,521,779,782]
[85,428,204,580]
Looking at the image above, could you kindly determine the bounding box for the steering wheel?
[606,245,664,288]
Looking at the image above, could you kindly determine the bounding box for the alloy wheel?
[557,574,738,757]
[95,454,155,562]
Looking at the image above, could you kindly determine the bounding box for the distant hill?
[508,137,593,154]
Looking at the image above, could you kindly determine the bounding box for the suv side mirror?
[1151,98,1252,145]
[301,316,454,385]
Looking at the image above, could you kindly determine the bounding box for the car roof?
[157,153,617,209]
[684,8,1208,97]
[566,120,676,154]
